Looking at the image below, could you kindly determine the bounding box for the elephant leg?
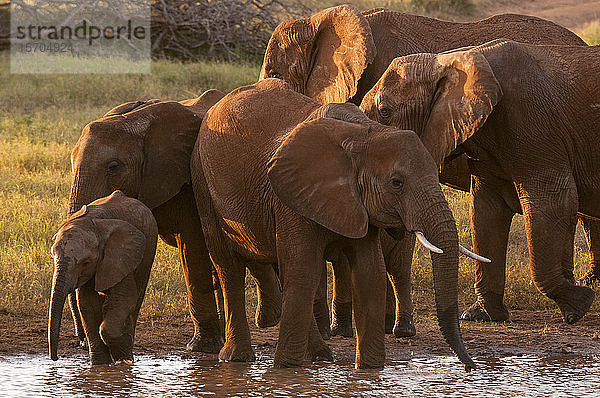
[313,261,331,339]
[273,222,325,368]
[384,278,396,334]
[579,217,600,286]
[330,254,353,338]
[77,283,111,365]
[212,251,255,362]
[382,232,416,337]
[213,268,225,331]
[348,229,387,369]
[175,231,224,354]
[461,175,514,322]
[68,292,87,348]
[99,274,137,363]
[307,314,333,362]
[246,262,282,328]
[516,176,594,324]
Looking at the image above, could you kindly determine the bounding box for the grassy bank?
[0,15,597,326]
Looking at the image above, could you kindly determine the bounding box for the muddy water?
[1,353,599,397]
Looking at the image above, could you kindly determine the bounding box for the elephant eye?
[390,176,404,191]
[378,104,392,120]
[270,71,281,79]
[106,160,121,175]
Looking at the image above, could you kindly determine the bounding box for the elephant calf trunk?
[48,266,72,361]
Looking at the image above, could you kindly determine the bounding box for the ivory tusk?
[459,245,492,263]
[415,231,443,254]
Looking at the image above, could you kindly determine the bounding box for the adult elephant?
[66,90,283,354]
[191,78,475,370]
[360,40,599,324]
[259,4,591,332]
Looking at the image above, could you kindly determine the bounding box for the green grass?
[0,11,597,324]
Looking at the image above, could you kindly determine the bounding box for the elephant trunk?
[68,171,97,216]
[418,193,476,371]
[48,260,76,361]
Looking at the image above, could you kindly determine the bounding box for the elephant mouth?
[384,227,406,240]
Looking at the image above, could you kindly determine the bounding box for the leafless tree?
[151,0,310,61]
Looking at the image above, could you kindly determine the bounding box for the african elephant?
[67,90,283,354]
[360,40,600,324]
[259,4,590,335]
[49,190,157,364]
[190,78,475,370]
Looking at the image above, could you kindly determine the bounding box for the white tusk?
[415,231,443,254]
[459,245,491,263]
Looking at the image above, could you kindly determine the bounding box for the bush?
[151,0,309,61]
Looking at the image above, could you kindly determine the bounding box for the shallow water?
[1,353,599,397]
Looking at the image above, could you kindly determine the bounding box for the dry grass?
[0,10,597,325]
[576,20,600,45]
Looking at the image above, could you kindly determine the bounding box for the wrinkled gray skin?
[191,79,475,370]
[49,191,158,364]
[259,4,590,336]
[360,40,600,325]
[66,91,283,355]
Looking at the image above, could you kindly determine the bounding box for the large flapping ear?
[179,89,225,118]
[261,5,375,104]
[103,99,162,117]
[120,101,202,209]
[268,117,369,239]
[422,50,502,165]
[305,5,376,104]
[92,218,146,292]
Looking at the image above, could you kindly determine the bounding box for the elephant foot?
[355,356,384,370]
[310,344,334,363]
[314,300,331,340]
[103,334,134,363]
[255,299,281,328]
[218,341,255,362]
[89,350,112,365]
[186,323,225,353]
[330,301,353,338]
[460,296,509,322]
[393,315,416,338]
[385,312,395,334]
[578,268,600,287]
[554,285,595,325]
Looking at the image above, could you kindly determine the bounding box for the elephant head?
[360,50,502,167]
[48,192,148,361]
[68,90,225,216]
[267,103,475,370]
[259,5,375,104]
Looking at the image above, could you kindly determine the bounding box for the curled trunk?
[420,197,476,371]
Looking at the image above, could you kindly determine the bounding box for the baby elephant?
[49,190,158,364]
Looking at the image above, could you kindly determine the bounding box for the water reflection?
[1,353,600,397]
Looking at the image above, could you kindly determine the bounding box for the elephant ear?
[92,218,146,292]
[179,89,225,118]
[122,101,202,210]
[261,5,375,104]
[268,117,369,239]
[423,50,502,165]
[103,99,161,117]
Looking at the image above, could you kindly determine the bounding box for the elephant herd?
[48,5,600,371]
